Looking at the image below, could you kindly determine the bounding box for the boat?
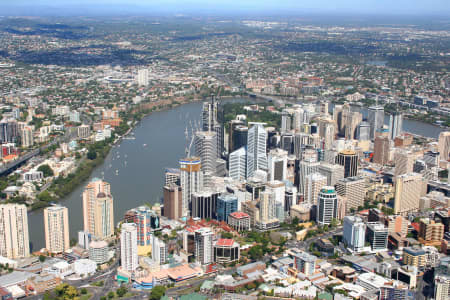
[115,170,119,175]
[143,144,147,147]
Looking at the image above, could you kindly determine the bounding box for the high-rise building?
[246,123,267,178]
[125,206,160,247]
[228,120,246,152]
[394,149,414,176]
[191,190,220,220]
[179,157,203,217]
[163,184,182,220]
[434,257,450,300]
[202,98,223,157]
[298,158,320,195]
[151,235,167,265]
[120,223,138,272]
[394,173,423,215]
[82,178,114,240]
[293,106,304,131]
[343,216,366,253]
[366,222,388,251]
[418,218,445,242]
[389,112,403,140]
[229,147,247,181]
[281,110,291,133]
[379,282,414,300]
[284,185,298,213]
[195,227,213,265]
[164,168,180,186]
[356,122,371,141]
[0,118,18,144]
[44,206,69,254]
[268,148,288,182]
[216,194,238,222]
[343,110,362,140]
[137,69,149,86]
[317,187,338,226]
[373,136,390,165]
[294,132,309,159]
[259,190,276,223]
[368,105,384,140]
[294,252,317,276]
[336,150,358,178]
[318,162,345,186]
[304,173,327,205]
[194,131,217,186]
[0,204,30,258]
[438,131,450,162]
[21,127,34,148]
[335,176,366,212]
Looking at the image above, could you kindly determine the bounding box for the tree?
[116,287,127,298]
[80,288,87,295]
[87,150,97,160]
[39,255,46,262]
[38,164,54,177]
[107,292,115,299]
[150,286,166,300]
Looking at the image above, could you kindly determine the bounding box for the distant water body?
[27,98,444,250]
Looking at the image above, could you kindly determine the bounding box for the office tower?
[259,190,276,222]
[246,123,267,178]
[423,151,439,167]
[21,127,34,148]
[194,131,217,186]
[343,216,366,253]
[293,106,304,131]
[294,252,317,276]
[418,218,444,242]
[368,105,384,140]
[389,112,403,140]
[137,69,149,86]
[336,150,358,178]
[151,235,167,265]
[280,133,294,155]
[268,148,288,182]
[317,187,338,226]
[82,178,114,240]
[44,206,69,254]
[434,258,450,300]
[304,173,327,205]
[343,110,362,140]
[321,120,335,150]
[179,157,203,217]
[335,176,366,212]
[285,185,297,212]
[379,282,414,300]
[356,122,371,141]
[386,215,408,237]
[438,131,450,162]
[228,120,246,152]
[0,119,18,143]
[281,110,291,133]
[394,149,414,176]
[373,136,390,165]
[195,227,214,265]
[191,190,219,220]
[320,101,329,115]
[394,172,422,215]
[202,98,224,157]
[165,168,180,186]
[229,147,247,181]
[0,204,30,258]
[163,184,182,220]
[318,162,345,186]
[126,206,160,247]
[366,222,388,251]
[120,223,138,272]
[298,158,320,195]
[216,194,238,222]
[333,104,344,134]
[78,231,92,250]
[294,132,309,159]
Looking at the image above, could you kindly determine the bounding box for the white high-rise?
[151,235,167,265]
[368,106,384,140]
[438,131,450,162]
[195,227,213,265]
[293,106,304,131]
[179,157,203,217]
[246,123,267,178]
[318,162,345,186]
[194,131,217,186]
[281,110,291,133]
[268,148,288,182]
[298,158,320,195]
[317,187,338,226]
[44,205,70,254]
[304,173,327,205]
[137,69,149,86]
[343,216,366,253]
[389,112,403,140]
[259,190,276,222]
[0,204,30,259]
[229,147,247,181]
[21,127,34,148]
[120,223,138,272]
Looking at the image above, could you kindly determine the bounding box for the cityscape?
[0,1,448,300]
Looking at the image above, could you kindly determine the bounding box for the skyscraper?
[298,158,320,195]
[389,112,403,140]
[120,223,138,272]
[21,126,34,148]
[293,106,304,131]
[343,216,366,253]
[438,131,450,162]
[126,206,160,247]
[356,122,371,141]
[318,162,345,186]
[82,178,114,240]
[163,184,183,220]
[44,205,69,254]
[336,150,358,178]
[268,148,288,182]
[394,173,423,215]
[0,118,18,144]
[394,149,414,176]
[281,110,291,133]
[317,187,338,226]
[179,157,203,217]
[229,147,247,181]
[195,227,213,265]
[335,176,366,212]
[202,98,223,157]
[373,136,390,165]
[137,69,149,86]
[304,173,327,205]
[368,105,384,140]
[0,204,30,258]
[366,222,388,251]
[191,190,219,220]
[194,131,217,186]
[151,235,167,265]
[216,194,238,222]
[228,120,246,152]
[246,123,267,178]
[259,190,276,223]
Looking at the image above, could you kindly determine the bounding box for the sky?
[1,0,449,16]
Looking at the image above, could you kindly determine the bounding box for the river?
[27,99,445,250]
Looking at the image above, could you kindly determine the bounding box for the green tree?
[38,164,54,177]
[87,150,97,160]
[116,287,127,298]
[150,286,166,300]
[39,255,46,262]
[80,288,87,295]
[107,292,115,299]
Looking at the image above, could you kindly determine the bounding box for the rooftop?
[216,239,235,247]
[229,211,250,219]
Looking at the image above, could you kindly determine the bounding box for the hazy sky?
[2,0,449,15]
